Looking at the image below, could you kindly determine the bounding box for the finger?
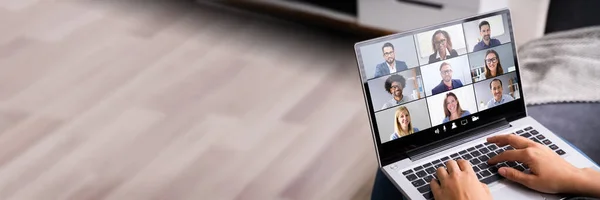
[430,178,442,198]
[497,167,535,187]
[488,149,528,164]
[481,183,491,194]
[457,159,473,173]
[487,134,534,149]
[436,166,448,182]
[446,160,459,174]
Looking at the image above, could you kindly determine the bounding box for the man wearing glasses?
[381,74,413,110]
[374,42,409,78]
[431,62,463,95]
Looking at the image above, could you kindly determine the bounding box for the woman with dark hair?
[484,49,504,79]
[428,30,459,64]
[389,106,419,141]
[442,92,471,123]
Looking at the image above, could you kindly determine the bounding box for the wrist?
[567,168,600,197]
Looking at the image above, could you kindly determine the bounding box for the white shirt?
[386,61,397,74]
[436,48,451,59]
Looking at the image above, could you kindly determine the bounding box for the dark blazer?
[428,49,459,64]
[373,60,408,78]
[431,79,463,95]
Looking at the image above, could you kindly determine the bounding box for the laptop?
[353,9,597,200]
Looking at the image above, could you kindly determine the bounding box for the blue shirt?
[487,94,514,109]
[473,38,501,52]
[442,110,471,123]
[390,128,419,141]
[431,80,463,96]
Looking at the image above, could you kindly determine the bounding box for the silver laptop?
[353,9,597,200]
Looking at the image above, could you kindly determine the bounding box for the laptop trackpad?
[490,180,554,200]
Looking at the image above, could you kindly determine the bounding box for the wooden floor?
[0,1,377,199]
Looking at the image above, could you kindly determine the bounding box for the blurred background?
[0,0,599,199]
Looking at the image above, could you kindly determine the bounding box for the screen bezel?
[353,9,527,166]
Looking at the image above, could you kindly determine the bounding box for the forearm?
[571,168,600,198]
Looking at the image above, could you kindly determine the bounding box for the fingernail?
[498,167,506,175]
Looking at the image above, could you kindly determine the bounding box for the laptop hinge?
[407,118,511,161]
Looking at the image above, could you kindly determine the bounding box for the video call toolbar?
[356,13,521,143]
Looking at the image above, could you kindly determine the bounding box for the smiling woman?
[390,106,419,140]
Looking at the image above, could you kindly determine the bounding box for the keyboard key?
[407,174,418,181]
[402,170,413,175]
[441,156,450,162]
[412,179,426,187]
[507,161,519,167]
[478,155,490,162]
[450,153,460,158]
[475,144,484,149]
[530,130,539,135]
[520,132,532,138]
[516,130,524,134]
[467,147,476,152]
[524,127,533,131]
[498,163,509,168]
[423,191,433,199]
[435,163,444,169]
[481,174,503,184]
[480,170,492,177]
[459,150,468,155]
[556,149,566,155]
[416,170,427,178]
[473,166,481,172]
[417,184,431,193]
[549,144,559,150]
[532,138,542,144]
[542,139,552,145]
[477,163,490,170]
[489,166,499,173]
[488,145,498,151]
[484,142,492,146]
[495,148,505,154]
[480,148,490,154]
[470,151,482,157]
[487,152,497,158]
[414,166,424,171]
[515,165,526,171]
[471,158,481,165]
[477,173,483,180]
[536,135,545,140]
[424,163,433,167]
[425,167,436,174]
[462,154,473,160]
[505,146,515,150]
[424,175,434,182]
[432,160,441,164]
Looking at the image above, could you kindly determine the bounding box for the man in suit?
[374,42,408,78]
[431,62,463,95]
[472,20,502,52]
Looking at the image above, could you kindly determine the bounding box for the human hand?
[487,134,585,194]
[430,159,492,200]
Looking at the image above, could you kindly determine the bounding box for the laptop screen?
[354,10,526,165]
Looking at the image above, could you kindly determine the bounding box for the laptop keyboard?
[401,127,566,200]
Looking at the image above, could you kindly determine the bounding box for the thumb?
[430,179,442,198]
[498,167,534,186]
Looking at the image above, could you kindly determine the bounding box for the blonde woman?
[390,106,419,141]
